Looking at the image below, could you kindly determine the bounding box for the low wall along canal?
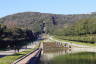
[39,42,96,64]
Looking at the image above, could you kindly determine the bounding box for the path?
[13,48,42,64]
[45,35,96,53]
[0,41,39,58]
[12,42,42,64]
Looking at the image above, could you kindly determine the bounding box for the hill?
[0,12,96,44]
[0,12,92,32]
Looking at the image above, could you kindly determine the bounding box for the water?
[40,45,96,64]
[40,48,72,64]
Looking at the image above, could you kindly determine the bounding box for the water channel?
[39,42,96,64]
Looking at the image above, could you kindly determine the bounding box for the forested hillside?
[0,12,96,44]
[0,12,92,32]
[52,17,96,43]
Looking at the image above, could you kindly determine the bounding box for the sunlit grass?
[53,36,96,47]
[0,48,36,64]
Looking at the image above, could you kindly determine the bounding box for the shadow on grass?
[0,48,8,51]
[0,55,7,58]
[13,53,24,56]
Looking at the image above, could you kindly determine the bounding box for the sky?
[0,0,96,17]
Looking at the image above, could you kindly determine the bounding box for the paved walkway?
[15,49,41,64]
[12,43,42,64]
[46,35,96,53]
[0,41,39,58]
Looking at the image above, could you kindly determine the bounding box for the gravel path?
[47,36,96,53]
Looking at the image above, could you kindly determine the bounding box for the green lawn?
[53,36,96,46]
[0,48,37,64]
[51,52,96,64]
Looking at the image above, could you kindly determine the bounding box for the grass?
[53,36,96,47]
[51,52,96,64]
[0,48,37,64]
[65,40,96,46]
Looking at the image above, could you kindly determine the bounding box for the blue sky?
[0,0,96,17]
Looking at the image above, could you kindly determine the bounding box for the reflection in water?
[40,42,96,64]
[40,48,71,64]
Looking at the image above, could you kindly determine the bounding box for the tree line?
[0,24,39,51]
[49,17,96,43]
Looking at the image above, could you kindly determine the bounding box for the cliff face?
[0,12,93,32]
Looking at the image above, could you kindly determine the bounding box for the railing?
[12,48,42,64]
